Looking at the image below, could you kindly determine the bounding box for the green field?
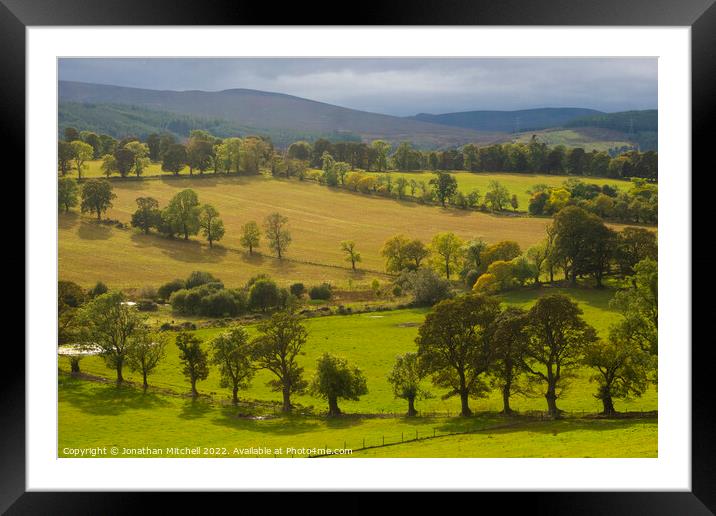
[511,128,634,152]
[58,286,657,458]
[59,172,643,290]
[361,169,630,209]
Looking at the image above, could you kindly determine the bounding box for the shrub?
[473,273,499,294]
[185,271,220,289]
[88,281,108,298]
[248,278,281,312]
[396,269,452,307]
[309,283,333,300]
[200,290,240,317]
[158,279,186,300]
[136,299,159,311]
[246,274,272,289]
[290,283,306,297]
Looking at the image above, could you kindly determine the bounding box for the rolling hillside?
[409,108,602,133]
[58,81,499,148]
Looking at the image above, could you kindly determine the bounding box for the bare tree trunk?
[502,384,513,415]
[232,386,239,406]
[116,360,124,384]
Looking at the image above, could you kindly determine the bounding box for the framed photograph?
[7,0,712,511]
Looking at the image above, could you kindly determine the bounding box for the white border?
[27,27,690,491]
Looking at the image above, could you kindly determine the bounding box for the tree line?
[380,206,657,293]
[59,255,656,418]
[59,126,657,181]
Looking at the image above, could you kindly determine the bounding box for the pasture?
[360,169,630,209]
[58,286,657,458]
[59,172,642,289]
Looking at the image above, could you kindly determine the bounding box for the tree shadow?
[210,410,323,435]
[59,377,170,416]
[178,398,214,420]
[129,232,228,263]
[77,222,112,240]
[58,212,79,230]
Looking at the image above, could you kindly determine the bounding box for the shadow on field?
[77,222,112,240]
[59,377,170,416]
[129,233,228,263]
[178,399,214,420]
[58,212,79,230]
[157,175,260,189]
[433,415,656,437]
[210,411,322,435]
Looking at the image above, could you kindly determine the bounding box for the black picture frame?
[6,0,712,512]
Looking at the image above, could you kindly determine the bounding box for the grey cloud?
[59,57,657,116]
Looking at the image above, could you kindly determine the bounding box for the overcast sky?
[59,58,657,116]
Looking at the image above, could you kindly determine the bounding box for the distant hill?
[58,81,499,149]
[58,102,362,147]
[563,109,657,151]
[408,108,603,133]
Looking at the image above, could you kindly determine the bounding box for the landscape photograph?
[56,57,658,459]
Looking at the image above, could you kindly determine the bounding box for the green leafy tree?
[100,154,117,177]
[70,140,93,179]
[58,141,74,176]
[248,278,281,312]
[583,335,653,415]
[387,352,431,416]
[58,177,79,213]
[310,353,368,416]
[162,143,187,175]
[240,221,261,254]
[199,204,225,248]
[416,294,502,416]
[176,332,209,398]
[521,294,598,417]
[77,291,146,383]
[80,179,116,220]
[381,234,411,273]
[252,309,308,412]
[484,180,511,211]
[130,197,161,234]
[371,140,390,171]
[340,241,362,271]
[490,307,529,414]
[127,329,168,390]
[263,212,291,259]
[124,141,151,177]
[429,171,458,207]
[430,232,464,279]
[114,148,135,178]
[210,327,255,405]
[610,258,658,356]
[165,189,201,240]
[614,227,657,277]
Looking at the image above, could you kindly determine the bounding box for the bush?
[158,279,186,300]
[290,282,306,297]
[200,290,240,317]
[245,274,272,289]
[396,269,452,307]
[136,299,159,311]
[248,278,281,312]
[309,283,332,300]
[88,281,108,298]
[186,271,221,289]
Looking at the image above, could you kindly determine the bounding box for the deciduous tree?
[80,179,116,220]
[416,294,501,416]
[310,353,368,416]
[176,332,209,398]
[252,309,308,412]
[210,327,255,405]
[387,352,431,416]
[263,212,291,259]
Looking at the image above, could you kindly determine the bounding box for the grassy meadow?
[59,169,643,289]
[58,286,657,458]
[59,163,657,459]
